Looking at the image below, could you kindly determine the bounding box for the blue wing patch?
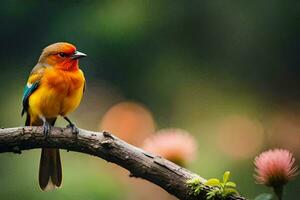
[21,81,39,116]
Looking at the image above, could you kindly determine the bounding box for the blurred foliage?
[0,0,299,200]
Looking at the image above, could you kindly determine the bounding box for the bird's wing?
[21,65,45,116]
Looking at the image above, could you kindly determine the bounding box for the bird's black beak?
[71,51,87,60]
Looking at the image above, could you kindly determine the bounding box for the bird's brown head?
[38,42,87,71]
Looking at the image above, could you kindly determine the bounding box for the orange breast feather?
[28,68,85,118]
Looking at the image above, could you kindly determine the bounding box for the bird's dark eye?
[58,52,67,57]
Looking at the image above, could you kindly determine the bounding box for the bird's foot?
[43,121,51,138]
[67,123,79,135]
[64,116,79,135]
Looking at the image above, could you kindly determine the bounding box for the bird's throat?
[57,59,79,71]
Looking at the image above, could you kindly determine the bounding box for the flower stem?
[273,185,283,200]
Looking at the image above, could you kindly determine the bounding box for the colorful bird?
[21,42,86,191]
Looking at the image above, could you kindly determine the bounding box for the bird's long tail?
[26,114,62,191]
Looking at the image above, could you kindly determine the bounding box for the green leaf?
[223,171,230,183]
[220,182,225,188]
[254,193,273,200]
[207,193,214,199]
[205,178,221,186]
[225,181,236,188]
[207,190,218,199]
[194,186,201,195]
[223,188,239,195]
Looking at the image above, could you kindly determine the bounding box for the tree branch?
[0,127,247,200]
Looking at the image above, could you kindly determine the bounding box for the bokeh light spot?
[216,115,264,160]
[100,101,155,146]
[266,110,300,157]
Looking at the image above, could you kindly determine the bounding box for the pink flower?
[254,149,298,187]
[142,128,197,166]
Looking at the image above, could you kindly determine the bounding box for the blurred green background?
[0,1,299,199]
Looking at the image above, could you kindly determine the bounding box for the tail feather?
[26,116,62,191]
[51,149,62,186]
[39,148,62,191]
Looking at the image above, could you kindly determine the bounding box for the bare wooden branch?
[0,127,247,200]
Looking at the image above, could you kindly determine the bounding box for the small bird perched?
[21,42,86,191]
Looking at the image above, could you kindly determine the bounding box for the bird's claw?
[67,123,79,135]
[43,121,51,138]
